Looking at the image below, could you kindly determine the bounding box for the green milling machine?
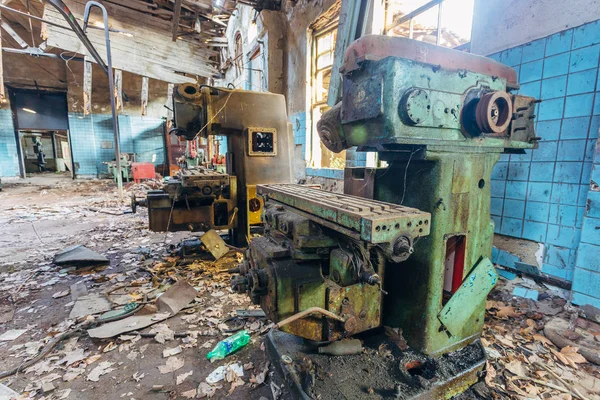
[230,35,539,399]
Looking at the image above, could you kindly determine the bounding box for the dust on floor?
[0,177,598,400]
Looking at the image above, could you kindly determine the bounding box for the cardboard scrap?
[158,357,184,374]
[0,329,28,341]
[152,324,175,344]
[88,281,197,339]
[70,282,88,301]
[69,294,111,319]
[155,280,198,315]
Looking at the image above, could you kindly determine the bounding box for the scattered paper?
[87,361,115,382]
[158,357,185,374]
[151,324,175,344]
[63,367,86,382]
[58,348,87,366]
[198,382,220,398]
[163,345,182,358]
[206,363,243,384]
[181,389,197,399]
[132,372,145,382]
[177,370,194,385]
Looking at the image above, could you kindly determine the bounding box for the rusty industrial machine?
[132,167,238,232]
[133,85,293,246]
[232,35,539,398]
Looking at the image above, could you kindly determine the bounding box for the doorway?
[9,88,73,179]
[18,130,72,176]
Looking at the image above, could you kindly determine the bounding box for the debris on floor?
[483,276,600,399]
[1,178,599,400]
[0,179,270,399]
[53,245,109,267]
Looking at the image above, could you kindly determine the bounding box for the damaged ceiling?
[1,0,240,83]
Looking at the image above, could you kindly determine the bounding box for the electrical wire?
[191,89,235,141]
[400,148,420,205]
[60,52,80,87]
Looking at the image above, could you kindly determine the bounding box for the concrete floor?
[0,176,273,400]
[0,176,598,400]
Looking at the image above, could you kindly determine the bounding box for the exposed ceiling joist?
[1,20,27,47]
[171,0,182,41]
[43,0,220,83]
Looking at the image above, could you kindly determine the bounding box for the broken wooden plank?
[141,76,149,116]
[114,68,123,112]
[166,83,174,119]
[1,21,28,48]
[171,0,183,41]
[43,0,218,81]
[83,58,92,115]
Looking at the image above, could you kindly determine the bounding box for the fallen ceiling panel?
[42,0,219,83]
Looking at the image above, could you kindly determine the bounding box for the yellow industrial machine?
[135,85,293,246]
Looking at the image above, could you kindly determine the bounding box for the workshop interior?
[0,0,599,399]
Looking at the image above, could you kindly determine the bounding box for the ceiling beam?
[171,0,182,41]
[1,20,28,47]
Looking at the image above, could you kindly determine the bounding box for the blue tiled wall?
[346,148,368,168]
[68,113,165,177]
[68,113,98,176]
[130,116,165,165]
[572,142,600,308]
[488,20,600,307]
[305,167,344,180]
[0,109,18,178]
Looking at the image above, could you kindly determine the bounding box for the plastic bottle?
[206,330,251,362]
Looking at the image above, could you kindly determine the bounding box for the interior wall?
[471,0,600,56]
[216,1,337,183]
[0,102,18,178]
[1,48,171,178]
[471,1,600,309]
[216,5,285,93]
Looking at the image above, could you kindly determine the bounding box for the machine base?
[265,330,486,400]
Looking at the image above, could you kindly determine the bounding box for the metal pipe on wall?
[82,1,123,198]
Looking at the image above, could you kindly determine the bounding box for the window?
[310,16,346,169]
[385,0,474,49]
[247,46,265,92]
[234,32,243,75]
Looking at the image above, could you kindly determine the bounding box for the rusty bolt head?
[359,310,367,320]
[344,317,357,333]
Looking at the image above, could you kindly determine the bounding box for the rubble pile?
[0,178,599,400]
[482,278,600,399]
